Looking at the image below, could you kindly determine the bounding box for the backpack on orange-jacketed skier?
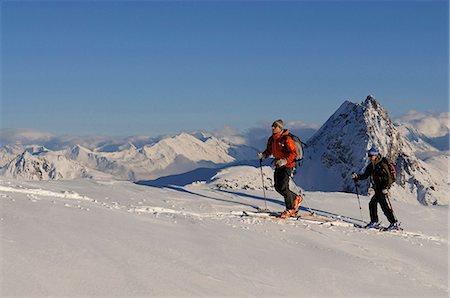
[281,131,306,167]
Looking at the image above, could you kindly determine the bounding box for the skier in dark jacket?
[257,119,302,218]
[352,145,399,231]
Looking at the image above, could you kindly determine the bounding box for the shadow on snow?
[135,163,365,224]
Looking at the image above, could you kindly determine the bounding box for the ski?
[352,223,405,233]
[242,210,333,223]
[380,226,404,232]
[240,211,446,242]
[255,207,273,213]
[242,210,279,218]
[296,213,334,222]
[294,209,367,227]
[353,224,385,230]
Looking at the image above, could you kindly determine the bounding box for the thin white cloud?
[0,128,122,150]
[0,120,321,152]
[211,126,247,145]
[397,111,449,138]
[287,120,321,130]
[0,128,54,145]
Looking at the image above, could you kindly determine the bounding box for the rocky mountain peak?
[298,96,447,205]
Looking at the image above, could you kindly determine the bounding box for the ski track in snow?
[129,205,447,245]
[1,182,447,246]
[1,179,448,296]
[0,185,92,201]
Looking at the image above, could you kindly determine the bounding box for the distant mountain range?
[0,133,256,181]
[1,96,448,205]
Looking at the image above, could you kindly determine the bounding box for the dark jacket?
[357,154,393,192]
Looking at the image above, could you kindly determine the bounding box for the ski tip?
[256,208,271,213]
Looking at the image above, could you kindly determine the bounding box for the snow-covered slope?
[0,145,26,168]
[394,123,441,158]
[0,151,98,180]
[297,96,449,205]
[0,97,447,206]
[140,133,233,166]
[210,165,275,190]
[69,144,138,180]
[0,133,256,181]
[1,177,447,296]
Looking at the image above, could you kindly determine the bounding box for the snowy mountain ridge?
[0,96,447,206]
[0,133,256,181]
[297,95,448,205]
[0,150,94,180]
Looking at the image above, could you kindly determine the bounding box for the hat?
[367,145,379,157]
[272,119,284,129]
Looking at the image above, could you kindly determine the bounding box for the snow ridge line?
[130,206,236,219]
[0,185,93,201]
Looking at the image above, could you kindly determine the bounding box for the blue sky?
[2,1,448,137]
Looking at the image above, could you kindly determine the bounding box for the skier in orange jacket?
[257,119,302,218]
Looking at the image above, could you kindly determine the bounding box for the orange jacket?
[263,129,298,168]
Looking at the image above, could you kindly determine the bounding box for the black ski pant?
[369,192,396,224]
[274,167,297,210]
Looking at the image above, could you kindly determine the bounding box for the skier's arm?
[356,164,372,180]
[262,137,273,158]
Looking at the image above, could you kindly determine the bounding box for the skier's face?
[272,125,282,134]
[369,155,377,163]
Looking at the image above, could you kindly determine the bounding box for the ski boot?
[364,222,381,229]
[293,195,302,211]
[280,209,297,218]
[383,222,400,231]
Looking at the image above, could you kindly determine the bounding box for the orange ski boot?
[293,195,303,211]
[280,209,297,218]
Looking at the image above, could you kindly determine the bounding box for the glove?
[382,189,389,195]
[275,159,287,167]
[257,152,264,160]
[351,172,358,180]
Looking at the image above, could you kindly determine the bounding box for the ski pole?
[354,182,365,223]
[289,175,314,215]
[259,159,270,212]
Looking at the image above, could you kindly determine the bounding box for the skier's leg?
[368,194,379,223]
[277,167,297,210]
[274,168,282,195]
[379,193,397,224]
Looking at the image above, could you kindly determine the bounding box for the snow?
[1,168,448,296]
[397,110,449,138]
[0,96,448,295]
[297,96,449,205]
[210,165,275,190]
[1,96,447,206]
[0,132,256,181]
